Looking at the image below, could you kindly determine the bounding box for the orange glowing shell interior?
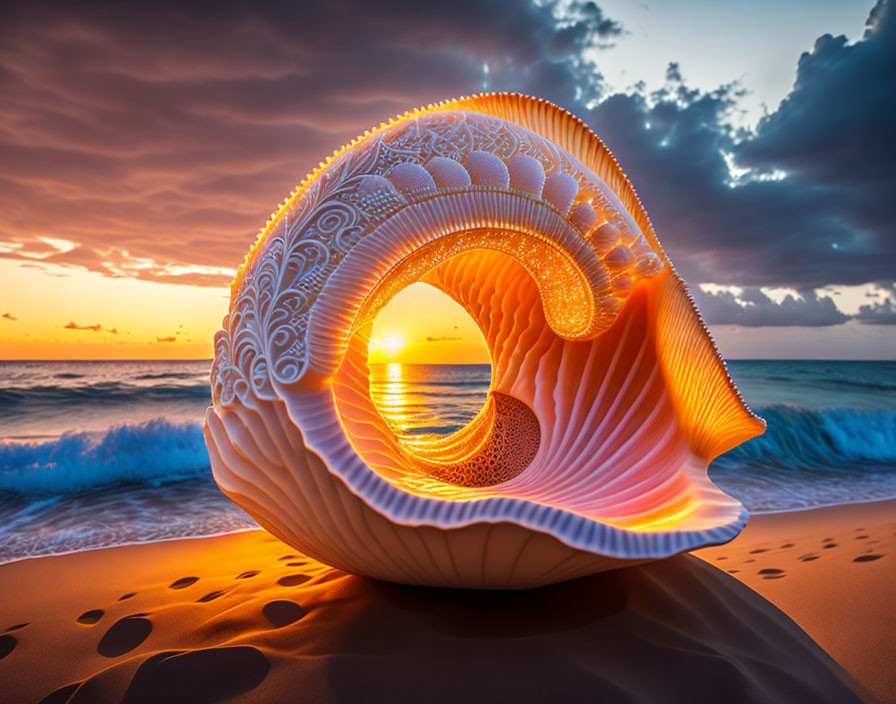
[204,93,766,588]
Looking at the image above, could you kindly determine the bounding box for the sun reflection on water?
[368,362,491,438]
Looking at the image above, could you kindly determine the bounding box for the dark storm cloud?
[854,284,896,324]
[692,287,850,327]
[0,0,892,328]
[576,0,895,292]
[855,300,896,324]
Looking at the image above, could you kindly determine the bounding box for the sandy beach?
[0,498,892,703]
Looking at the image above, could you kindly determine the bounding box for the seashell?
[424,156,471,189]
[465,150,510,188]
[569,201,598,234]
[506,153,545,197]
[542,172,578,215]
[205,93,765,589]
[604,243,636,271]
[387,162,436,194]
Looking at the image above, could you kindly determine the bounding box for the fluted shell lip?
[302,266,754,563]
[296,419,749,562]
[206,92,766,587]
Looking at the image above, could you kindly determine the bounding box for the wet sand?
[0,499,891,703]
[693,498,895,703]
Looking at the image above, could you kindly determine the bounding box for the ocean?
[1,359,895,564]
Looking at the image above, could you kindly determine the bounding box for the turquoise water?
[1,359,894,562]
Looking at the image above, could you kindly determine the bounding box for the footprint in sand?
[0,634,16,660]
[855,535,869,540]
[780,543,794,548]
[237,570,260,580]
[822,543,838,549]
[853,554,884,563]
[262,600,306,628]
[727,569,740,574]
[196,590,229,603]
[120,646,269,702]
[749,548,768,554]
[743,559,755,564]
[76,609,104,625]
[278,555,299,561]
[286,562,307,567]
[38,681,81,704]
[169,576,199,590]
[4,623,29,633]
[97,614,153,658]
[277,574,311,587]
[119,593,137,601]
[798,553,819,562]
[714,556,728,561]
[758,568,786,580]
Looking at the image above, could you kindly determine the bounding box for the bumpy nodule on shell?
[635,252,664,277]
[611,274,634,297]
[388,162,437,194]
[591,223,621,255]
[542,172,579,216]
[424,156,472,189]
[358,174,401,197]
[507,153,546,197]
[465,150,510,188]
[604,244,636,271]
[570,201,598,234]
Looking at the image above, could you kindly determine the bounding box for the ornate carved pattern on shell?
[205,93,765,589]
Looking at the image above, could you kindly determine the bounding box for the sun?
[380,335,405,356]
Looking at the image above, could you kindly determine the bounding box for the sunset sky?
[1,0,894,362]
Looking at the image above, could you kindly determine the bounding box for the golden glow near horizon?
[368,283,490,365]
[0,260,491,362]
[0,260,228,360]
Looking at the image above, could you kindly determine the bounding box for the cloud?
[693,287,850,327]
[156,336,178,342]
[63,321,103,332]
[0,0,620,286]
[577,1,895,291]
[854,285,896,324]
[2,312,16,320]
[855,299,896,324]
[0,0,892,332]
[62,321,119,333]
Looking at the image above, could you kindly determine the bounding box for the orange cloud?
[2,313,16,320]
[156,336,177,343]
[63,321,103,332]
